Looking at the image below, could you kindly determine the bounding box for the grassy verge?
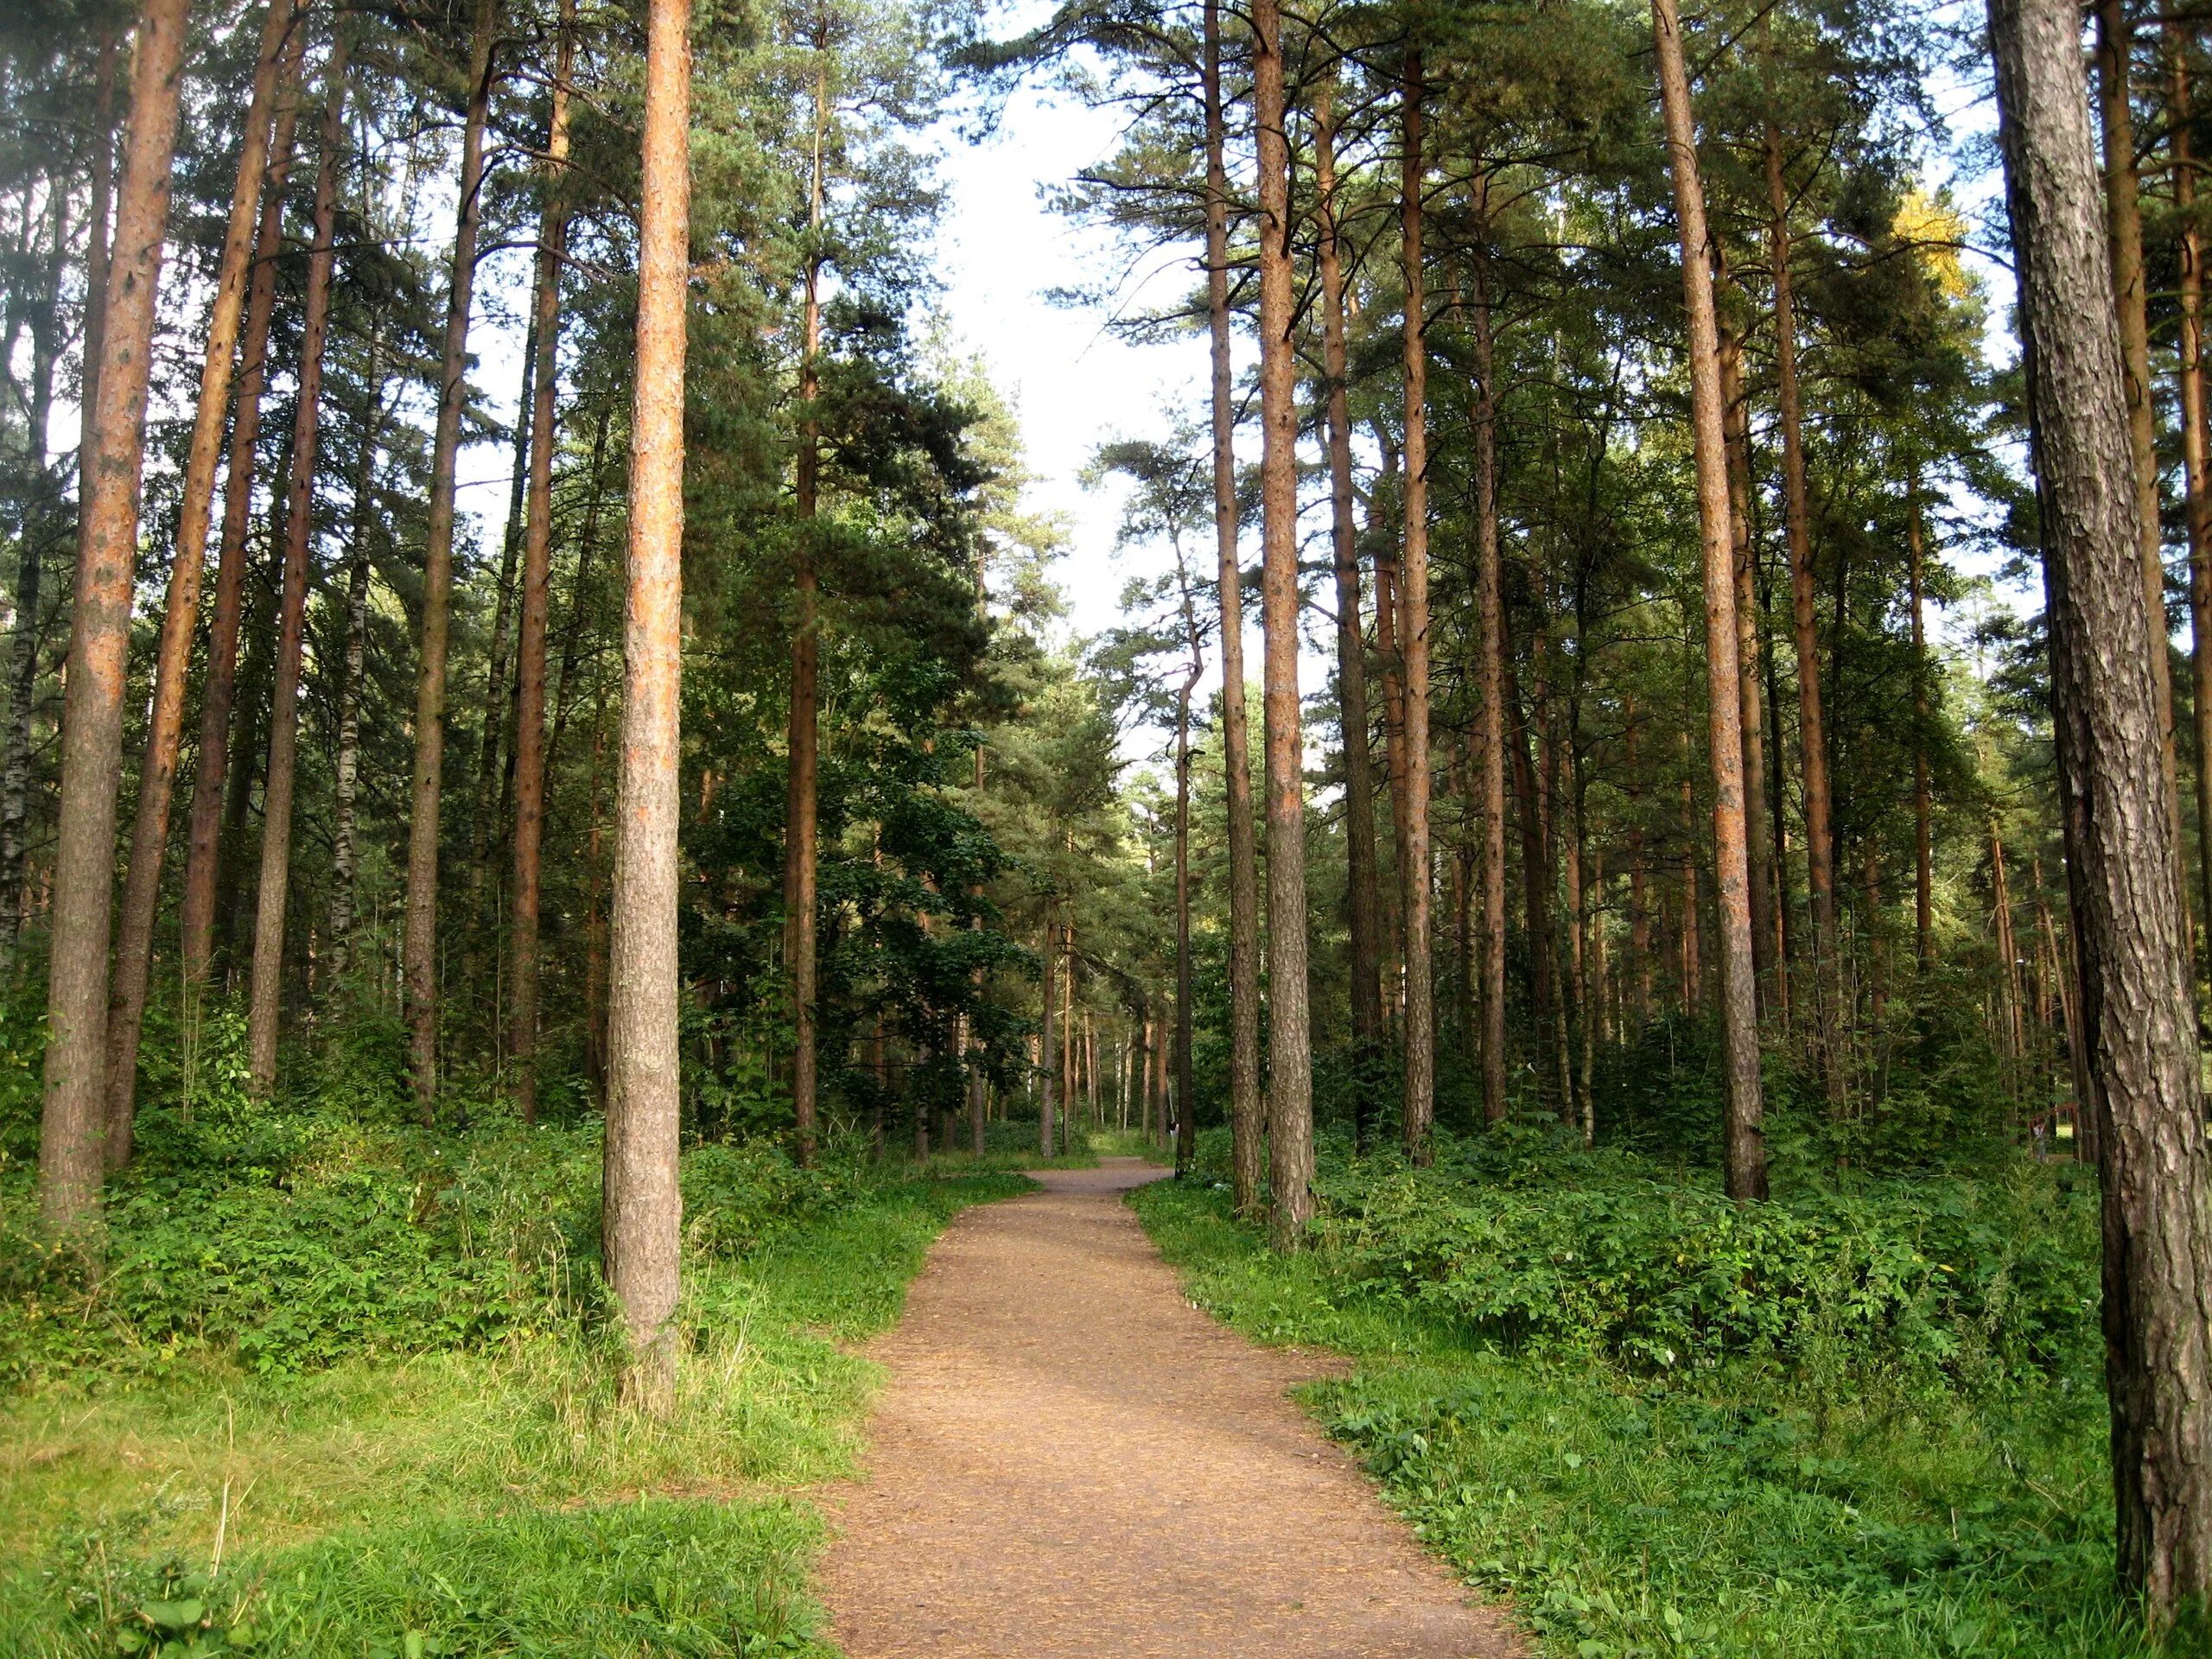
[1131,1159,2143,1659]
[2,1156,1023,1657]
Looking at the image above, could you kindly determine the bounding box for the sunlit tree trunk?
[39,0,196,1235]
[1718,309,1776,1012]
[403,0,499,1118]
[1315,70,1382,1145]
[1397,51,1435,1160]
[1990,0,2212,1611]
[246,35,352,1095]
[1202,0,1262,1217]
[177,64,305,999]
[1656,0,1766,1200]
[2168,21,2212,964]
[510,0,575,1128]
[105,0,300,1160]
[2095,0,2190,950]
[1253,0,1313,1244]
[603,0,690,1415]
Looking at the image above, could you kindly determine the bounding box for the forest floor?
[818,1158,1520,1659]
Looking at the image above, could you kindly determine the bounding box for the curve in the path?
[819,1158,1521,1658]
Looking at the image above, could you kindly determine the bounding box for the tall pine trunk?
[246,35,352,1094]
[1655,0,1766,1201]
[1397,51,1435,1160]
[40,0,195,1234]
[603,0,691,1414]
[785,51,829,1166]
[2168,21,2212,963]
[1718,309,1776,1011]
[402,0,498,1118]
[1315,71,1383,1140]
[1174,603,1199,1175]
[1472,228,1510,1124]
[105,1,301,1160]
[1253,0,1313,1244]
[510,0,575,1128]
[328,343,387,976]
[1989,0,2212,1612]
[1909,474,1935,966]
[1202,0,1262,1216]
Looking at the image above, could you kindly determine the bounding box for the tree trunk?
[1719,309,1777,1012]
[1656,0,1766,1200]
[603,0,690,1415]
[1909,474,1935,966]
[1039,913,1058,1158]
[1254,0,1313,1245]
[467,308,537,905]
[105,0,300,1161]
[2096,0,2190,949]
[327,349,384,978]
[1175,578,1202,1176]
[1989,0,2212,1612]
[1315,70,1383,1138]
[1763,111,1842,1108]
[247,35,352,1096]
[402,0,498,1119]
[176,59,306,996]
[785,53,829,1168]
[2170,21,2212,966]
[510,0,575,1128]
[1472,234,1510,1123]
[1397,51,1435,1161]
[39,0,195,1235]
[1202,0,1262,1217]
[1,31,111,969]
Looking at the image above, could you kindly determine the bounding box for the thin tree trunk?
[785,51,829,1168]
[1397,50,1435,1161]
[39,0,196,1234]
[1989,0,2212,1611]
[510,0,574,1128]
[1763,109,1842,1107]
[327,349,383,978]
[1719,309,1776,1011]
[1909,474,1935,966]
[177,61,306,995]
[1316,70,1383,1135]
[1039,913,1058,1158]
[2097,0,2190,948]
[1175,571,1202,1176]
[246,35,352,1095]
[1656,0,1766,1200]
[468,307,537,901]
[2170,20,2212,967]
[1202,0,1262,1217]
[1472,232,1510,1123]
[403,0,499,1119]
[603,0,690,1415]
[550,404,613,765]
[105,0,300,1161]
[1254,0,1313,1245]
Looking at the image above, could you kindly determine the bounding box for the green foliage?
[1142,1131,2135,1658]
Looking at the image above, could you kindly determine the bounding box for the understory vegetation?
[0,1075,1040,1658]
[1138,1123,2133,1659]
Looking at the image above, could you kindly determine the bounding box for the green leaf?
[141,1600,205,1630]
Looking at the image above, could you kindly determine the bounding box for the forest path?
[817,1158,1520,1658]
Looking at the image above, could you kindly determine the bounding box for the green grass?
[1132,1171,2150,1658]
[1,1164,1025,1657]
[868,1119,1168,1176]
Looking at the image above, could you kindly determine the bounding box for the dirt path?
[818,1159,1520,1658]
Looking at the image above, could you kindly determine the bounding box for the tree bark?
[2096,0,2190,944]
[1315,70,1383,1138]
[467,307,537,905]
[1909,474,1935,967]
[1989,0,2212,1613]
[246,34,352,1095]
[785,49,829,1167]
[327,343,385,978]
[1472,233,1510,1124]
[603,0,690,1415]
[1718,308,1776,1011]
[105,0,300,1160]
[1254,0,1313,1245]
[176,60,305,996]
[1202,0,1262,1218]
[2169,20,2212,966]
[1397,51,1435,1161]
[39,0,195,1234]
[510,0,575,1128]
[1655,0,1766,1201]
[1039,912,1058,1158]
[402,0,499,1119]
